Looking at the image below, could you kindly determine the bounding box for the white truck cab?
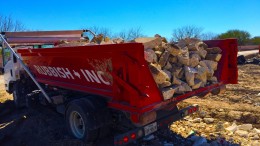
[3,47,21,93]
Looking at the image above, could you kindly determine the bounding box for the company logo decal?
[33,65,111,85]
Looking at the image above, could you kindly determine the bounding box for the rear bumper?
[114,104,199,146]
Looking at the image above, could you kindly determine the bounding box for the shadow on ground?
[0,100,239,146]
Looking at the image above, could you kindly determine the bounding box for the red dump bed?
[17,39,238,123]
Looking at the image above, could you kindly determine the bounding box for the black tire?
[13,82,26,108]
[25,90,41,108]
[65,99,99,143]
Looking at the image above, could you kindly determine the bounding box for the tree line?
[0,14,259,45]
[0,14,26,32]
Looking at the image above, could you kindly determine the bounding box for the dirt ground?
[172,64,260,145]
[0,64,259,146]
[183,64,260,126]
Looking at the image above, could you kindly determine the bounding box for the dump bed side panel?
[18,43,163,108]
[17,39,238,118]
[204,39,238,84]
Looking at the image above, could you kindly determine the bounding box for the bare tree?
[114,27,144,41]
[171,25,203,41]
[85,26,112,38]
[0,14,26,32]
[200,32,217,40]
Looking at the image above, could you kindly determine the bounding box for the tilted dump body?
[17,38,238,123]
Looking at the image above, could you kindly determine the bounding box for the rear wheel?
[69,111,86,138]
[66,99,99,143]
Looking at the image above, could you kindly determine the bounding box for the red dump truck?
[0,30,238,145]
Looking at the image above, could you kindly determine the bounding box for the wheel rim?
[69,111,85,139]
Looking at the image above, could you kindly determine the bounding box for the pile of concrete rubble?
[134,36,222,100]
[57,34,222,100]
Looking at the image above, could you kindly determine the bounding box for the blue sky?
[1,0,260,39]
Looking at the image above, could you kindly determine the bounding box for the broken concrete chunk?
[189,59,199,68]
[235,130,249,138]
[198,42,208,49]
[208,76,218,83]
[134,37,162,49]
[168,55,178,64]
[144,49,157,63]
[161,37,168,43]
[190,52,201,60]
[192,79,202,89]
[159,81,172,88]
[159,50,170,67]
[189,51,200,57]
[175,81,192,94]
[161,86,178,100]
[225,123,238,133]
[205,54,222,62]
[195,65,208,85]
[174,85,185,94]
[163,62,172,70]
[104,37,110,42]
[199,61,214,78]
[166,43,182,56]
[172,75,182,85]
[154,42,167,52]
[154,45,164,52]
[100,40,114,44]
[187,41,207,51]
[91,34,104,44]
[162,69,172,81]
[182,82,193,92]
[198,48,207,58]
[253,128,260,134]
[202,60,218,71]
[238,124,253,131]
[205,47,222,54]
[203,118,215,124]
[150,63,161,70]
[149,64,169,84]
[155,51,162,58]
[178,38,200,48]
[112,38,124,44]
[184,66,197,86]
[189,54,200,67]
[172,65,184,79]
[154,34,168,43]
[177,49,190,66]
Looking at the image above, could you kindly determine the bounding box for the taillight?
[123,136,129,143]
[183,105,199,117]
[115,131,142,145]
[130,133,136,139]
[188,106,198,114]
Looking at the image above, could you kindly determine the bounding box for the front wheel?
[13,82,26,108]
